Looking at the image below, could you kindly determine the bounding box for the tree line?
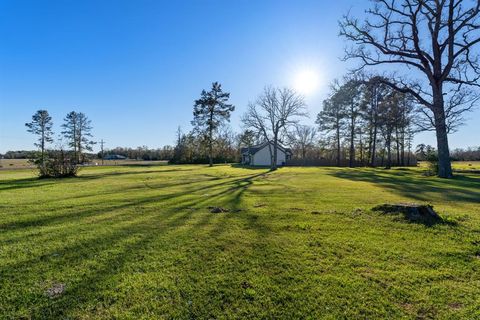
[172,0,480,177]
[21,0,480,179]
[168,80,417,169]
[316,77,416,168]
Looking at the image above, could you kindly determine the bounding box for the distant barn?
[104,154,127,160]
[241,142,291,167]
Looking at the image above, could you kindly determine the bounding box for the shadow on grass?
[230,164,278,170]
[0,171,269,234]
[0,168,197,191]
[326,168,480,204]
[0,169,275,318]
[0,177,56,191]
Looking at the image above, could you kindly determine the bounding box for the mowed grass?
[0,165,479,319]
[452,161,480,171]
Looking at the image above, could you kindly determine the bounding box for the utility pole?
[100,139,105,165]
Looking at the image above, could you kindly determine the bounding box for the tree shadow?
[0,177,56,191]
[326,168,480,204]
[0,167,198,192]
[1,169,275,318]
[230,164,276,170]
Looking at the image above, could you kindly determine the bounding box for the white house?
[241,142,292,167]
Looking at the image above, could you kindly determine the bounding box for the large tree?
[242,87,307,170]
[340,0,480,178]
[192,82,234,167]
[25,110,54,166]
[362,77,390,166]
[317,85,347,166]
[61,111,95,164]
[337,80,364,167]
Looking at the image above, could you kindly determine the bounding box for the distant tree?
[361,77,390,166]
[192,82,235,167]
[416,144,436,161]
[317,85,347,166]
[340,0,480,178]
[378,91,401,169]
[25,110,54,166]
[288,125,317,165]
[242,87,307,170]
[61,111,95,164]
[336,80,363,167]
[238,129,257,148]
[62,112,78,162]
[76,112,95,163]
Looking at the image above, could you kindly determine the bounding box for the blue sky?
[0,0,478,153]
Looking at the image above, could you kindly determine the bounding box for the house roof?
[241,141,291,155]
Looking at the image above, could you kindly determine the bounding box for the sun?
[293,69,320,95]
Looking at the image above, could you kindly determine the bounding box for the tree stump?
[372,203,442,223]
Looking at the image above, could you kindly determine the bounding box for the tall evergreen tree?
[192,82,234,167]
[335,80,363,167]
[25,110,54,165]
[317,92,347,166]
[61,111,95,163]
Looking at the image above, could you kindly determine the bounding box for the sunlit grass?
[0,165,479,318]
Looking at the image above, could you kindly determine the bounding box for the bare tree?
[242,87,307,170]
[288,125,318,165]
[340,0,480,178]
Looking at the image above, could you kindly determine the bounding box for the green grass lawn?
[1,165,479,319]
[452,161,480,172]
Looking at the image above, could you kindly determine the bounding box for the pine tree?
[192,82,234,167]
[25,110,54,165]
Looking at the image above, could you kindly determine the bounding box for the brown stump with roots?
[372,203,442,224]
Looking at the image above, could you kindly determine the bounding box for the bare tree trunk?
[400,129,405,166]
[433,106,453,178]
[381,147,385,167]
[386,134,392,169]
[208,111,214,167]
[73,121,78,165]
[272,135,278,171]
[367,126,373,166]
[395,126,400,166]
[359,131,363,166]
[371,119,378,167]
[349,113,355,168]
[41,130,45,166]
[336,123,341,167]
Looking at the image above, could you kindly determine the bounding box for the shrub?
[31,150,79,178]
[424,151,439,176]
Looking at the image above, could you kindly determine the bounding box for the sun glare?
[294,69,320,95]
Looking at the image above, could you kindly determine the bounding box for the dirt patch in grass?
[45,283,66,299]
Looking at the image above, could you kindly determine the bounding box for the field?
[1,164,479,319]
[0,159,168,170]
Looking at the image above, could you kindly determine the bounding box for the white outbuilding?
[241,142,292,167]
